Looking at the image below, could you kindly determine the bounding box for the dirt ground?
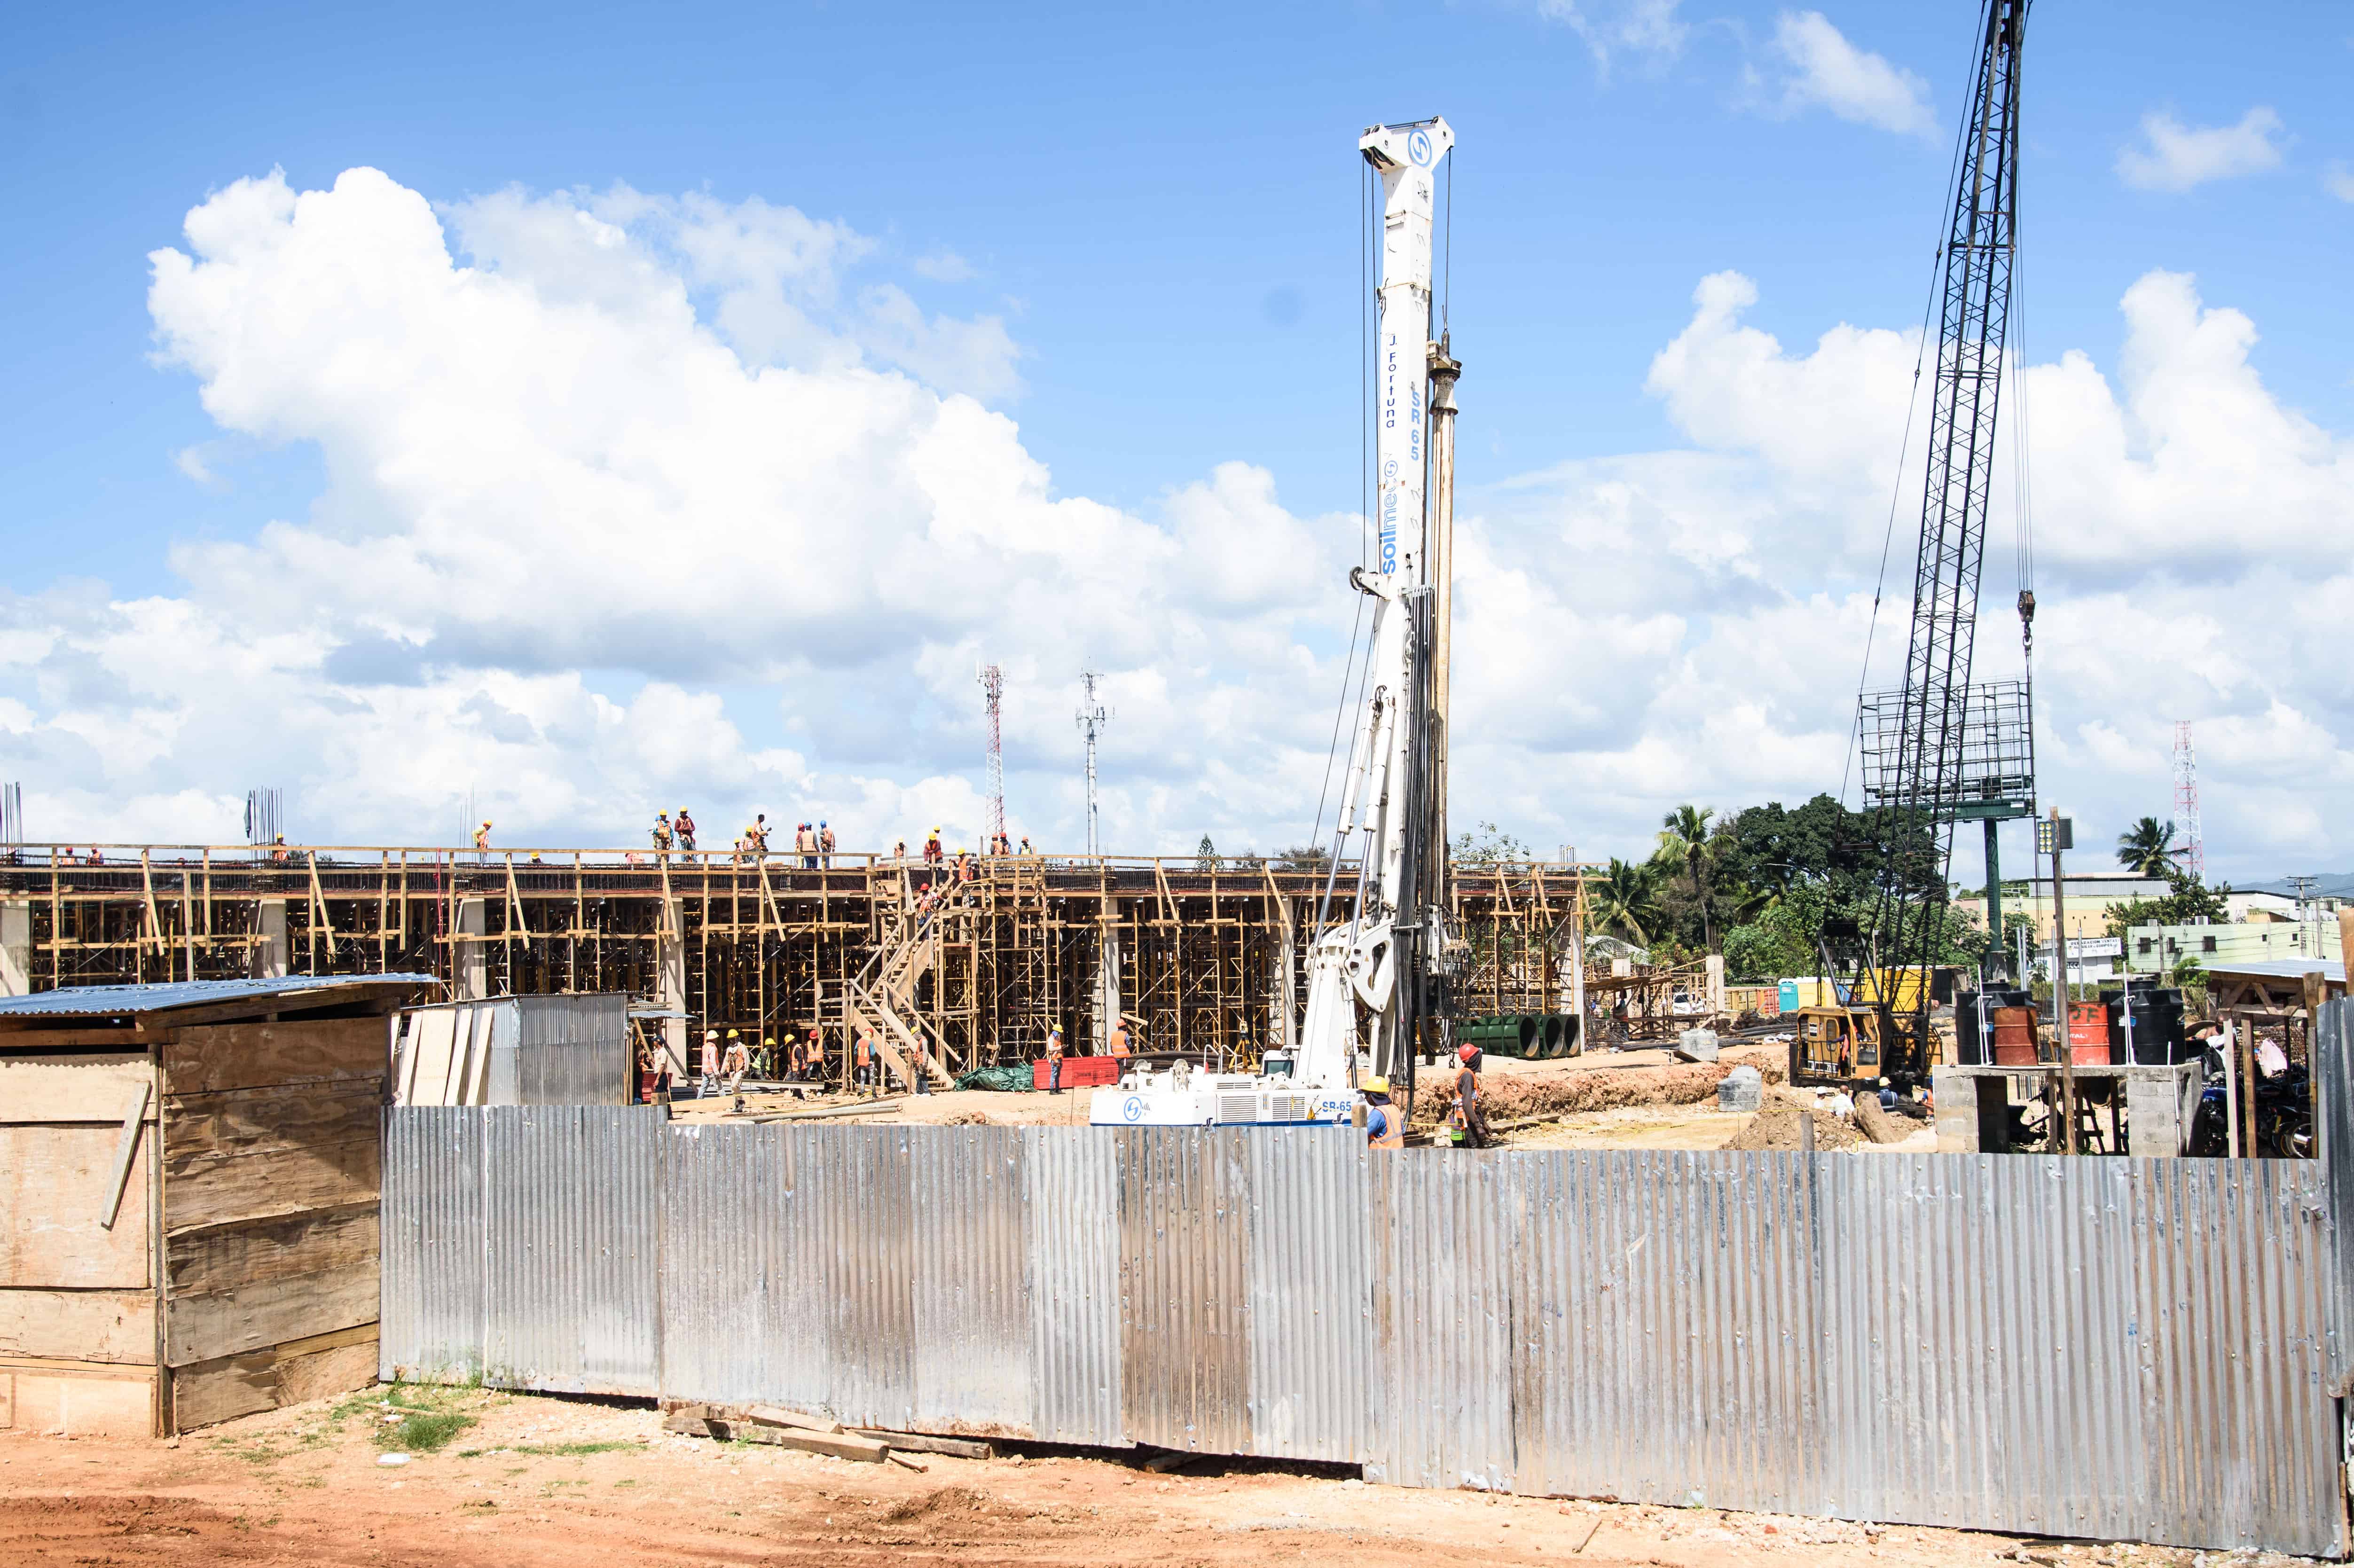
[0,1384,2291,1567]
[670,1043,1858,1148]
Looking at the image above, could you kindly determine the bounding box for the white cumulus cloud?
[1759,10,1936,138]
[1,166,2347,887]
[2117,107,2288,192]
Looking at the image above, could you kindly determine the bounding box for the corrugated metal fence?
[384,1053,2350,1555]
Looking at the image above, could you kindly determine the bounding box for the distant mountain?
[2239,874,2354,899]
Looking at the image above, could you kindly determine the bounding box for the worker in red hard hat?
[1451,1043,1491,1149]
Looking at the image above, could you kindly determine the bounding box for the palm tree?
[1590,858,1660,945]
[2116,816,2182,878]
[1656,803,1719,949]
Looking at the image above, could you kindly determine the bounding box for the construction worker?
[1045,1026,1066,1095]
[853,1024,873,1095]
[722,1033,750,1092]
[1451,1043,1491,1149]
[1363,1077,1406,1148]
[1017,835,1032,857]
[893,837,908,862]
[1108,1019,1130,1059]
[801,823,819,870]
[270,833,290,864]
[924,826,943,866]
[676,808,697,852]
[652,812,673,855]
[758,1035,777,1079]
[474,820,492,860]
[698,1029,721,1096]
[819,821,835,868]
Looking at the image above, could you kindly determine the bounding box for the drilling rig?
[1093,116,1457,1127]
[1795,0,2039,1088]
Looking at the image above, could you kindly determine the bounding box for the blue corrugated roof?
[0,972,439,1019]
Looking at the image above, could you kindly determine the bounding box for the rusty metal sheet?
[909,1126,1032,1436]
[1026,1128,1123,1445]
[1118,1128,1251,1453]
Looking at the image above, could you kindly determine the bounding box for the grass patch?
[380,1409,475,1454]
[512,1441,636,1458]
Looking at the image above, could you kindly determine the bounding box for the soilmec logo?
[1408,128,1433,166]
[1122,1095,1146,1123]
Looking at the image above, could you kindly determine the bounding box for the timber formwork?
[0,847,1586,1076]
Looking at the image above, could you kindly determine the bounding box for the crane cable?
[1311,160,1379,851]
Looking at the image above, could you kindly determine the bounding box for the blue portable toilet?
[1777,978,1799,1014]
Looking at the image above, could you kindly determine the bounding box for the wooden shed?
[0,973,434,1436]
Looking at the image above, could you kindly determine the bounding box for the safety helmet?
[1457,1043,1477,1063]
[703,1030,718,1040]
[659,811,668,818]
[1364,1075,1391,1096]
[1877,1076,1891,1086]
[819,819,827,826]
[726,1029,740,1039]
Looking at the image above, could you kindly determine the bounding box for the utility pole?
[2289,874,2320,963]
[977,664,1006,850]
[2040,808,2075,1154]
[1075,671,1112,858]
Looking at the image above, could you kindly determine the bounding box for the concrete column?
[1095,928,1122,1051]
[1705,953,1726,1021]
[455,897,488,1000]
[250,899,290,980]
[0,900,31,996]
[657,901,687,1074]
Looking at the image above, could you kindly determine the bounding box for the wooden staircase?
[840,909,957,1090]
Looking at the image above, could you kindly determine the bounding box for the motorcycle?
[2188,1052,2313,1159]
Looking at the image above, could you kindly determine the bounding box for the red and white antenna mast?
[978,664,1006,847]
[2172,720,2204,882]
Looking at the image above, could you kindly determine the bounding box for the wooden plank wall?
[161,1017,386,1431]
[0,1053,161,1436]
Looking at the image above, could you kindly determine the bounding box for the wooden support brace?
[306,851,338,956]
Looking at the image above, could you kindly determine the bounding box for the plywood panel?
[2,1368,156,1437]
[0,1125,151,1288]
[0,1289,156,1363]
[164,1139,380,1235]
[167,1264,377,1365]
[166,1204,377,1297]
[165,1081,381,1160]
[0,1055,152,1123]
[164,1018,387,1097]
[172,1326,377,1431]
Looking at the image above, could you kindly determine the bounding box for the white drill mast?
[1091,116,1456,1129]
[1294,117,1455,1092]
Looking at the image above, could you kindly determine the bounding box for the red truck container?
[1033,1055,1123,1090]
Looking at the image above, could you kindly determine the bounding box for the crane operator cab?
[1789,1005,1884,1087]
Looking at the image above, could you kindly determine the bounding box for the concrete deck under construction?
[0,845,1587,1076]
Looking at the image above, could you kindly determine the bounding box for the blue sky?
[2,0,2350,879]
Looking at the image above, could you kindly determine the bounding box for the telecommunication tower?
[2171,721,2204,883]
[1075,670,1112,857]
[977,665,1006,847]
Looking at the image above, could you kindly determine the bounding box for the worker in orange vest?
[1045,1027,1066,1094]
[1451,1043,1491,1148]
[1363,1076,1405,1148]
[853,1025,873,1096]
[1108,1020,1130,1059]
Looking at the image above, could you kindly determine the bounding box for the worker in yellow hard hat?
[1363,1076,1405,1148]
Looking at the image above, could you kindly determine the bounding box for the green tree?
[2115,816,2183,878]
[1274,844,1331,874]
[1654,803,1720,950]
[1589,857,1661,945]
[1452,820,1531,867]
[2103,869,2231,940]
[1195,834,1219,871]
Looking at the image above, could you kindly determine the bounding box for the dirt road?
[0,1384,2259,1566]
